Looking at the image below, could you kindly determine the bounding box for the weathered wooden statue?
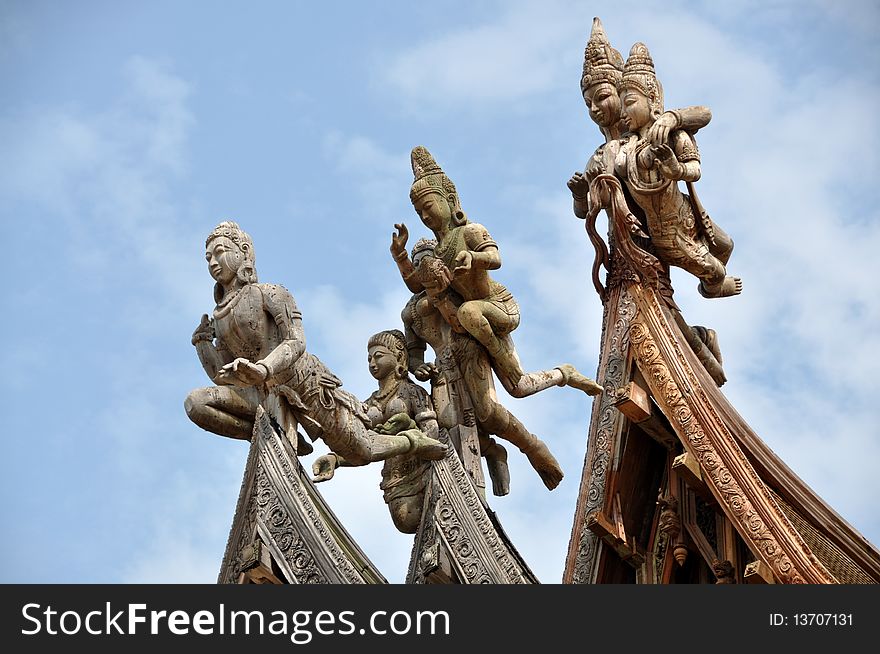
[568,18,712,225]
[567,18,728,384]
[312,329,436,533]
[614,42,740,299]
[184,221,447,466]
[390,149,603,490]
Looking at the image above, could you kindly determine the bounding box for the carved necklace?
[434,226,465,267]
[371,378,403,409]
[213,284,246,318]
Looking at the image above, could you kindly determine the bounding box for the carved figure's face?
[205,236,242,285]
[412,248,434,270]
[413,191,452,233]
[368,345,399,381]
[620,89,652,132]
[584,82,620,129]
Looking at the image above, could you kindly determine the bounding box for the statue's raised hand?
[312,454,339,483]
[391,223,409,261]
[216,358,269,387]
[453,250,473,275]
[191,313,214,346]
[651,144,685,180]
[375,412,418,435]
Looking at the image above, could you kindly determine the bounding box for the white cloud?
[382,1,584,113]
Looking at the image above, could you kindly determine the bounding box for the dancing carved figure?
[393,234,601,492]
[614,42,741,299]
[312,330,437,533]
[184,221,447,467]
[395,145,529,385]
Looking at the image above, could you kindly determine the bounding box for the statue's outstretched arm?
[648,106,712,146]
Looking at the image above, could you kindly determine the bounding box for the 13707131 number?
[793,613,852,626]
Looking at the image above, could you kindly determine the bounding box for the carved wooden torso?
[213,284,281,362]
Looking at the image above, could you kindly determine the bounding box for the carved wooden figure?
[391,150,603,490]
[311,330,437,534]
[184,221,447,467]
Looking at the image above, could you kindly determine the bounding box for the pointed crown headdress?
[620,42,664,112]
[580,17,624,94]
[409,146,458,204]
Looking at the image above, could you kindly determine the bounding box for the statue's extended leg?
[485,408,563,491]
[555,364,603,396]
[318,404,446,466]
[184,385,260,440]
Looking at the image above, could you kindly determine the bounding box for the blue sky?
[2,0,878,583]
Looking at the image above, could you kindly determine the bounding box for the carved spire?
[580,17,624,94]
[409,146,459,203]
[621,42,663,110]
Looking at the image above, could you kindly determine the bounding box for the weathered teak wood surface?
[218,406,387,584]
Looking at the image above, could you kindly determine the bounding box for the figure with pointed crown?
[185,221,448,468]
[567,18,727,382]
[389,148,603,490]
[568,18,712,223]
[613,42,741,299]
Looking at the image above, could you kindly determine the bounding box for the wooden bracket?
[744,560,776,584]
[613,382,678,448]
[237,540,283,584]
[586,496,645,568]
[673,452,712,500]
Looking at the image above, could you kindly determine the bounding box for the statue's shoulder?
[462,222,496,250]
[254,283,302,319]
[254,283,296,302]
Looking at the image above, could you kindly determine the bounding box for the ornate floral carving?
[568,288,636,583]
[407,433,533,584]
[628,286,836,584]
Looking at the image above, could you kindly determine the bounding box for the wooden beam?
[614,381,651,422]
[744,560,776,584]
[586,510,644,568]
[237,540,283,584]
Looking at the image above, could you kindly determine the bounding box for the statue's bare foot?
[557,363,604,396]
[485,443,510,497]
[698,276,742,298]
[402,428,448,461]
[522,438,563,490]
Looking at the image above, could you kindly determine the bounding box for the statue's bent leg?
[483,405,563,491]
[478,432,510,496]
[184,385,261,440]
[707,223,734,266]
[458,300,524,383]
